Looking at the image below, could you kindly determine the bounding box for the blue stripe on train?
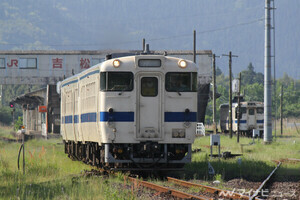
[62,112,134,123]
[233,120,247,124]
[165,112,197,122]
[80,70,100,80]
[62,80,78,88]
[61,70,100,88]
[230,120,264,124]
[81,113,97,123]
[62,111,198,123]
[100,112,134,122]
[65,116,73,124]
[74,115,79,123]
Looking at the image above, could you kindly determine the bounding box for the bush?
[14,116,23,131]
[0,107,13,125]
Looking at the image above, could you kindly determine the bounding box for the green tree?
[240,62,264,86]
[216,67,222,76]
[0,85,43,125]
[242,83,264,102]
[241,62,256,85]
[0,107,13,125]
[274,77,300,118]
[205,61,299,123]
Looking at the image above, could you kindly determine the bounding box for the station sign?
[38,106,47,113]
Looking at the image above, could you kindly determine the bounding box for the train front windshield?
[100,72,133,91]
[257,107,264,114]
[236,107,247,119]
[165,72,197,92]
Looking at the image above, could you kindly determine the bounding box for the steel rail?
[249,161,281,200]
[126,177,212,200]
[167,177,260,200]
[287,158,300,162]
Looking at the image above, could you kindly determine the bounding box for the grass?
[0,125,16,139]
[184,125,300,182]
[0,127,136,200]
[1,123,300,199]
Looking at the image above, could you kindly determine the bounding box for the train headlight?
[113,59,120,68]
[178,60,187,68]
[172,129,186,138]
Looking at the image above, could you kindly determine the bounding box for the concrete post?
[264,0,273,143]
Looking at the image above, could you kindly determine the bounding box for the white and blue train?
[58,54,198,170]
[220,101,264,137]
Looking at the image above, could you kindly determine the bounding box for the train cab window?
[141,77,158,97]
[241,107,247,115]
[236,107,247,119]
[100,72,133,91]
[257,108,264,114]
[249,108,255,115]
[165,72,197,92]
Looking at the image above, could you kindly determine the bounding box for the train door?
[136,73,162,140]
[248,108,256,128]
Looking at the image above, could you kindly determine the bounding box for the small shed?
[12,85,60,136]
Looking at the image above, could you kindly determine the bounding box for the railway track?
[80,160,283,200]
[167,177,259,200]
[250,161,281,200]
[126,176,212,200]
[84,168,257,199]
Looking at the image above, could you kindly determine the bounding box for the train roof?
[61,54,198,88]
[219,103,229,108]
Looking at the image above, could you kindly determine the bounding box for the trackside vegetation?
[205,63,300,124]
[0,125,299,199]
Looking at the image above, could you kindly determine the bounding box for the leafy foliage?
[241,63,264,86]
[205,63,300,124]
[274,74,300,118]
[0,85,43,125]
[14,116,23,131]
[0,107,13,125]
[243,82,264,102]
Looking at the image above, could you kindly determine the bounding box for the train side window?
[141,77,158,97]
[100,72,133,91]
[257,108,264,114]
[166,72,197,92]
[249,108,255,115]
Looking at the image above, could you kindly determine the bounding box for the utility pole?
[280,84,283,135]
[193,30,196,63]
[264,0,273,143]
[272,0,277,140]
[223,51,238,138]
[142,38,145,51]
[237,72,242,143]
[212,54,220,134]
[0,85,2,107]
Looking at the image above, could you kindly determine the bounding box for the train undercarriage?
[64,141,191,170]
[221,129,264,138]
